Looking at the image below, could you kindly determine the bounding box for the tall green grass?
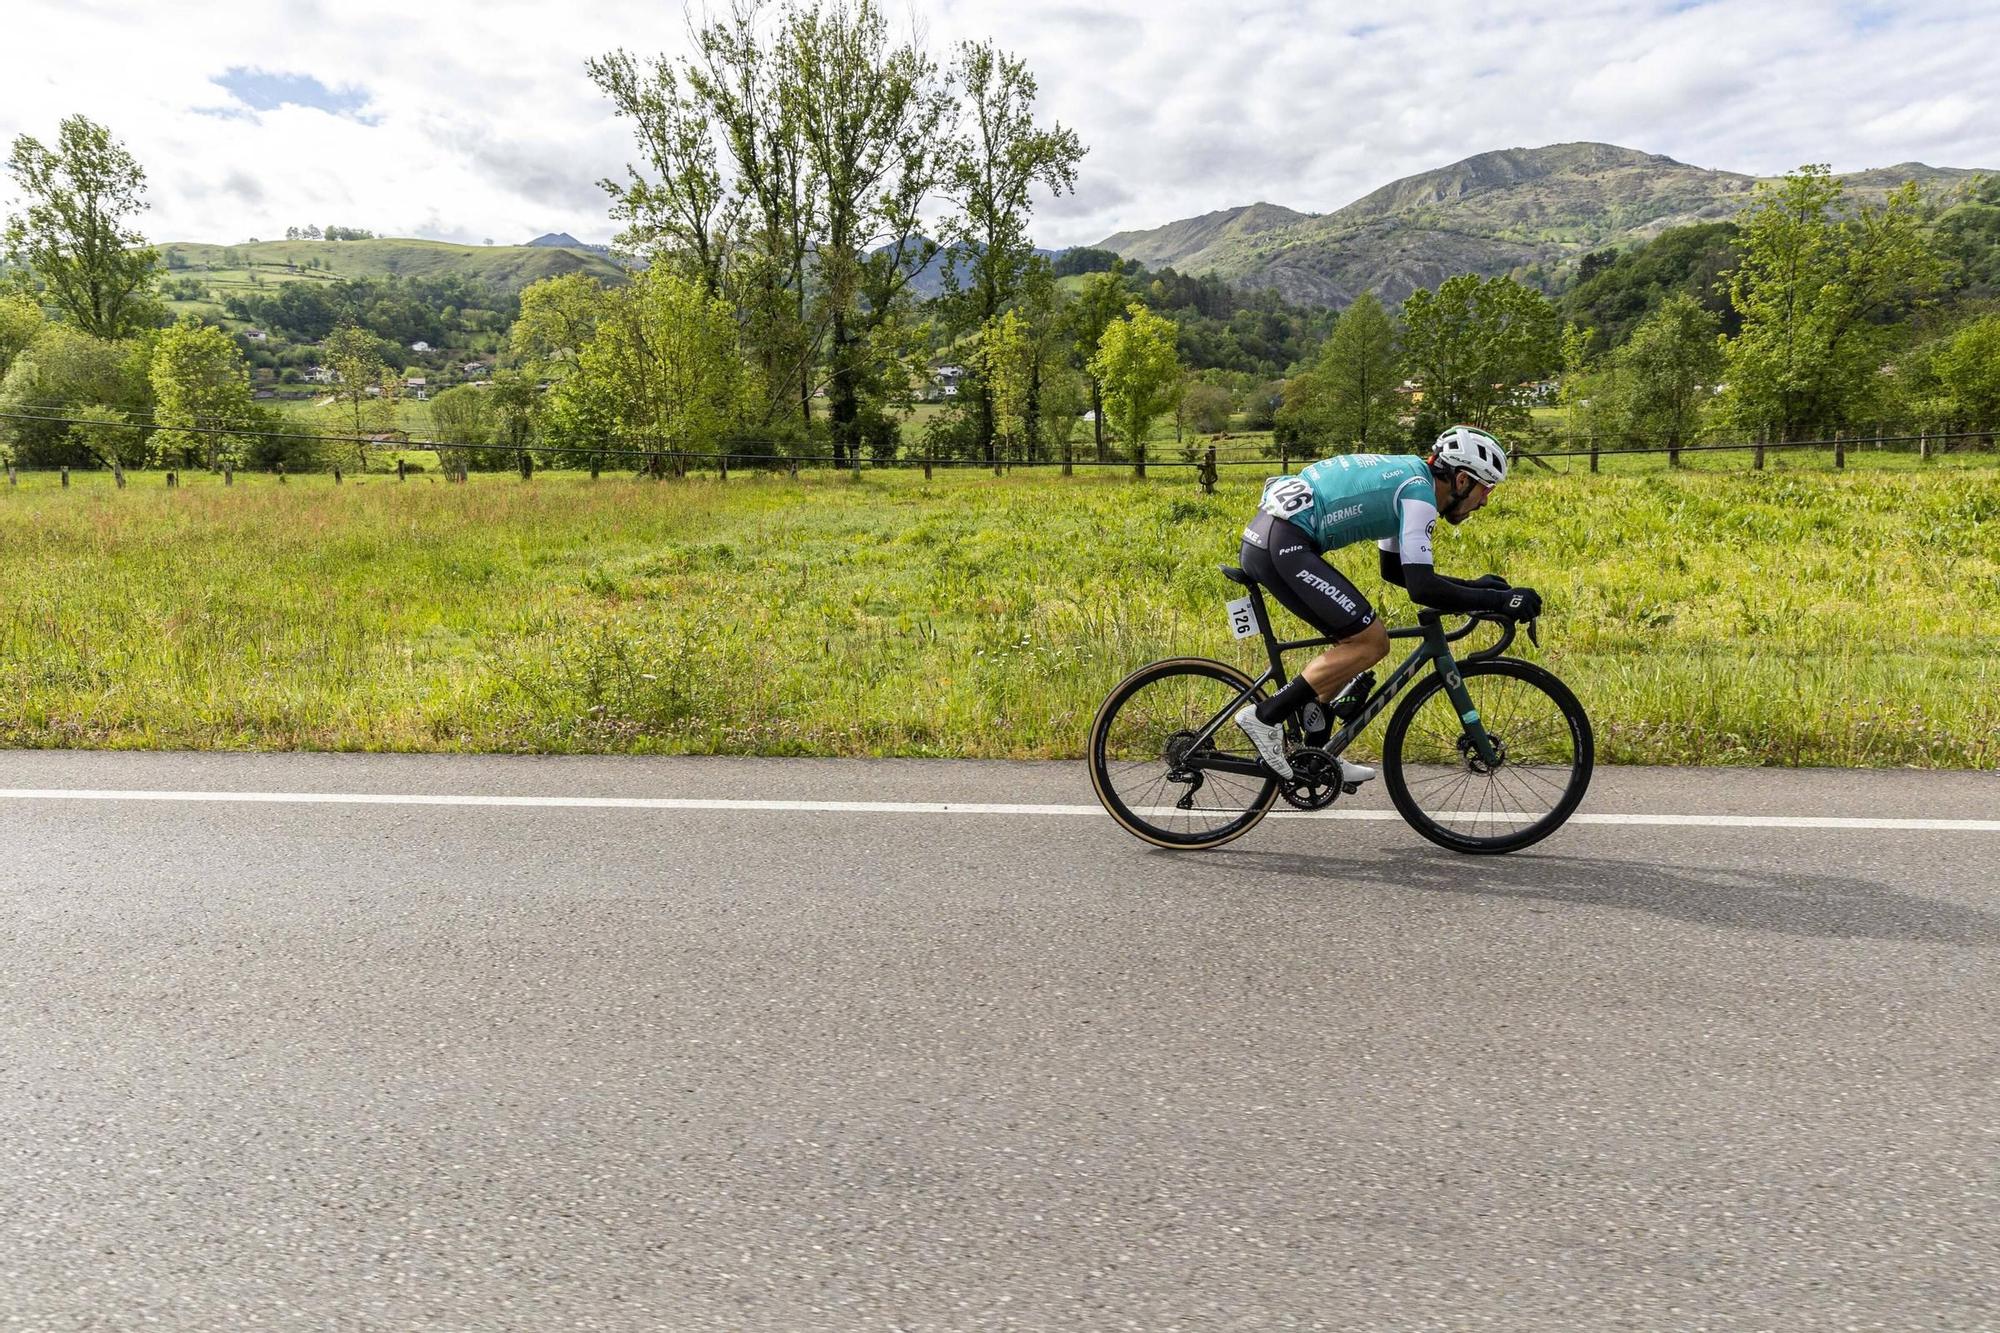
[1,458,1994,766]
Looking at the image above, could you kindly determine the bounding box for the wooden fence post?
[1753,434,1765,471]
[276,462,286,484]
[334,467,343,484]
[1280,445,1289,475]
[1833,426,1845,470]
[1199,444,1218,496]
[113,461,126,489]
[1919,431,1930,462]
[166,471,178,488]
[396,458,407,481]
[223,464,233,486]
[519,451,533,481]
[6,465,14,486]
[923,452,933,481]
[590,456,600,480]
[789,458,799,481]
[1589,437,1599,474]
[1062,438,1072,478]
[61,466,70,487]
[718,449,729,481]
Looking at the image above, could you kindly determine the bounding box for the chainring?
[1281,748,1341,811]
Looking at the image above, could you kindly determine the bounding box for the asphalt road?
[3,752,1998,1332]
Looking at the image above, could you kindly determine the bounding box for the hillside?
[1097,201,1313,273]
[158,237,628,293]
[1097,143,1993,308]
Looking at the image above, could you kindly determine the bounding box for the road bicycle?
[1087,563,1594,854]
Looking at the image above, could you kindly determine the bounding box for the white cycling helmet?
[1431,425,1508,487]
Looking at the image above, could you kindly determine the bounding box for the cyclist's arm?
[1379,547,1508,594]
[1378,494,1517,615]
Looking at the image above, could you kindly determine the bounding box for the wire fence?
[2,407,1997,490]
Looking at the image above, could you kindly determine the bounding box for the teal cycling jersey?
[1257,453,1439,563]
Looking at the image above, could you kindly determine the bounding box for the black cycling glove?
[1501,587,1543,620]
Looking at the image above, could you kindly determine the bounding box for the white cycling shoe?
[1233,705,1293,779]
[1335,757,1377,785]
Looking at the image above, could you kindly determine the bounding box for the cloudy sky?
[5,0,1997,250]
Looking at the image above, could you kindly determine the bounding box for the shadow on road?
[1204,844,2000,946]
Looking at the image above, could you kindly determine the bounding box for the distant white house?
[461,362,487,376]
[305,365,336,384]
[410,340,432,353]
[405,376,428,400]
[243,328,269,342]
[934,363,963,398]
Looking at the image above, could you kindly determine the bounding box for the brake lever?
[1526,618,1540,649]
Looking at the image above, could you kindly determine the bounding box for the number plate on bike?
[1224,594,1258,639]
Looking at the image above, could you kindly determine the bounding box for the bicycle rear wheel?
[1088,657,1279,850]
[1381,659,1593,854]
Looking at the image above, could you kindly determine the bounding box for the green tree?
[489,372,542,469]
[1555,321,1594,444]
[1069,267,1126,462]
[938,39,1084,460]
[684,6,823,435]
[426,384,495,474]
[67,402,146,474]
[588,48,732,295]
[1935,315,2000,429]
[511,272,608,373]
[1182,380,1234,434]
[1276,291,1402,449]
[1400,274,1558,438]
[980,308,1033,471]
[320,321,397,469]
[559,266,750,476]
[781,0,949,466]
[3,116,161,337]
[149,315,253,469]
[0,323,151,467]
[0,291,45,382]
[1720,165,1942,440]
[1612,293,1722,464]
[1089,303,1182,477]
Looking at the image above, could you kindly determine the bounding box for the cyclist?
[1234,426,1540,781]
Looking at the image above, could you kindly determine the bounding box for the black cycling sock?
[1255,675,1317,725]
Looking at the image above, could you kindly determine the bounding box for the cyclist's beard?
[1442,484,1477,525]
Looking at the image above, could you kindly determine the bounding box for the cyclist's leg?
[1241,514,1390,721]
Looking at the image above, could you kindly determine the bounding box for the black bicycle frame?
[1181,583,1507,780]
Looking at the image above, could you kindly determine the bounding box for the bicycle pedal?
[1341,781,1360,795]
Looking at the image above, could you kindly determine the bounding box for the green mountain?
[1097,143,1992,308]
[158,237,628,293]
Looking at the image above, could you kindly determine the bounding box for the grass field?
[1,456,1995,767]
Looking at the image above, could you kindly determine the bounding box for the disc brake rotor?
[1457,731,1509,775]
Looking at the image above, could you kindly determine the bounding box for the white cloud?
[3,0,1996,252]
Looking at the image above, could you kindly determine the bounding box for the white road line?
[0,788,1996,831]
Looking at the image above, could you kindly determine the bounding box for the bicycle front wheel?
[1087,657,1279,850]
[1381,659,1593,854]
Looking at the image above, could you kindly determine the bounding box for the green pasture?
[1,459,1994,767]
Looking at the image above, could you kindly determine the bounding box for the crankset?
[1281,749,1343,811]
